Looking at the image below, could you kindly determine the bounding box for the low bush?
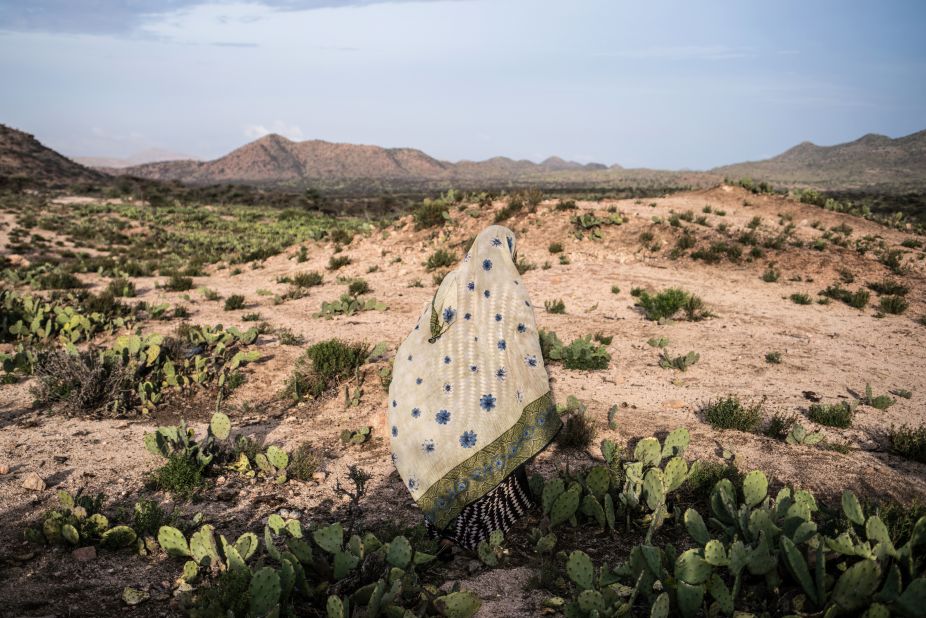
[702,395,763,432]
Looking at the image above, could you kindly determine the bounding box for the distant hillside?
[0,124,105,188]
[713,130,926,190]
[74,148,197,169]
[111,134,625,189]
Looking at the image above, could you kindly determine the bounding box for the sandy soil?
[1,185,924,616]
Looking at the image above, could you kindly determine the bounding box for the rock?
[0,464,9,475]
[312,472,327,483]
[21,472,46,491]
[72,546,97,561]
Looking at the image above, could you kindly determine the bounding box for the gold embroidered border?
[417,391,561,530]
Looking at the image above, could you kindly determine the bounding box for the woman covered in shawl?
[387,225,561,556]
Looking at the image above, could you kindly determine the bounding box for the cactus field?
[1,185,925,616]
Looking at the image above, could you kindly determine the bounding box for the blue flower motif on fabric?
[411,407,421,418]
[525,355,538,367]
[491,237,502,247]
[443,355,452,364]
[392,400,397,408]
[459,431,478,448]
[517,323,527,333]
[422,440,435,453]
[467,281,475,291]
[442,307,456,323]
[496,367,507,381]
[470,364,478,373]
[408,478,419,490]
[482,259,492,271]
[444,383,452,393]
[391,425,398,437]
[507,236,513,252]
[416,377,423,384]
[495,313,502,322]
[484,290,491,298]
[480,394,496,411]
[497,339,506,350]
[436,409,451,424]
[407,354,413,361]
[391,452,398,464]
[464,313,471,320]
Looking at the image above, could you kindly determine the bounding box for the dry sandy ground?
[1,186,925,616]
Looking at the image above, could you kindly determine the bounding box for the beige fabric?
[388,225,552,512]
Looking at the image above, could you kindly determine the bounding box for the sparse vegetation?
[425,248,456,271]
[544,298,566,314]
[807,401,854,428]
[702,395,763,432]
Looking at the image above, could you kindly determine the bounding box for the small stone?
[0,464,10,475]
[72,546,97,561]
[21,472,46,491]
[312,472,327,483]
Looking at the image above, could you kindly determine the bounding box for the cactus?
[386,535,412,568]
[577,589,605,613]
[327,595,347,618]
[267,514,285,534]
[634,437,662,467]
[675,549,712,585]
[604,493,616,530]
[542,477,565,514]
[266,445,289,470]
[742,470,768,508]
[249,566,281,618]
[287,537,313,564]
[550,486,581,527]
[313,523,343,554]
[158,526,191,557]
[663,456,688,492]
[433,590,481,618]
[675,581,705,618]
[684,509,710,545]
[584,466,609,498]
[650,592,670,618]
[566,550,595,590]
[661,427,690,457]
[581,494,606,528]
[781,536,818,605]
[181,560,199,583]
[190,525,221,566]
[209,412,231,440]
[333,550,359,579]
[832,559,881,610]
[842,490,865,526]
[62,523,80,545]
[235,532,259,560]
[642,468,666,511]
[100,525,137,549]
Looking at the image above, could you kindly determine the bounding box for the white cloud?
[243,121,304,140]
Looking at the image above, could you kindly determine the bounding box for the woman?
[388,225,561,555]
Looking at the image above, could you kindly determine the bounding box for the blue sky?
[1,0,924,169]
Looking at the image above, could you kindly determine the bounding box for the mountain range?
[1,123,924,193]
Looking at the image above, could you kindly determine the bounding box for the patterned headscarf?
[388,225,561,529]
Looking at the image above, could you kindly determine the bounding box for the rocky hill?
[0,124,106,188]
[713,129,926,190]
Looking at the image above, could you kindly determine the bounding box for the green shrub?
[554,199,577,211]
[548,242,564,253]
[611,285,619,294]
[820,284,869,309]
[889,424,926,463]
[761,268,780,283]
[412,199,449,229]
[328,255,351,271]
[880,295,908,314]
[36,270,84,290]
[561,336,610,370]
[764,411,797,440]
[866,279,908,296]
[290,271,323,288]
[148,454,205,499]
[879,249,905,274]
[691,241,741,263]
[202,287,221,301]
[702,396,762,432]
[658,350,699,371]
[288,442,321,481]
[224,295,245,311]
[636,288,708,321]
[347,279,371,296]
[807,401,854,428]
[425,248,456,271]
[790,293,812,305]
[164,275,194,292]
[764,351,782,364]
[544,299,566,314]
[107,277,136,297]
[861,383,894,410]
[287,339,369,400]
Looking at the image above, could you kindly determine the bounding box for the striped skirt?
[424,465,534,551]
